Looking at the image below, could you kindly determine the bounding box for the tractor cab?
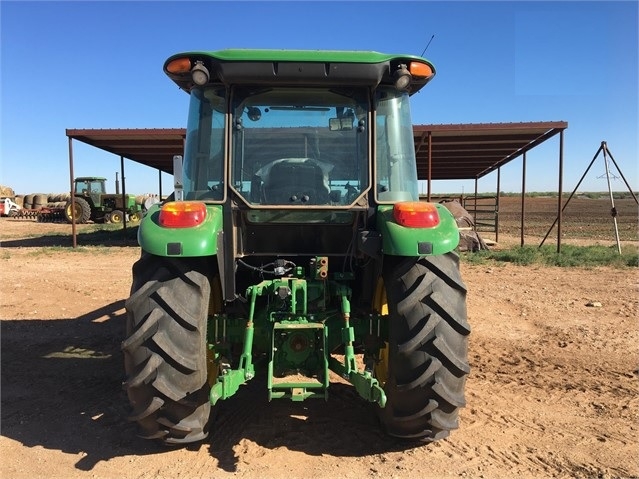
[175,63,423,213]
[74,177,106,207]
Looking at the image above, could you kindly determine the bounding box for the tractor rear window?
[230,87,370,208]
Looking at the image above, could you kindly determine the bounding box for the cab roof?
[164,48,436,94]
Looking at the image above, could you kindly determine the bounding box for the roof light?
[159,201,207,228]
[191,61,210,86]
[166,57,191,74]
[393,202,440,228]
[393,64,411,91]
[409,61,434,79]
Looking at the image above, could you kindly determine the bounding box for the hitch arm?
[209,285,258,405]
[329,288,387,408]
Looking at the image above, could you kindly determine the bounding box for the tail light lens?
[393,202,440,228]
[409,61,434,79]
[165,57,191,74]
[159,201,207,228]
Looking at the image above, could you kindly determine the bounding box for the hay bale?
[440,199,488,252]
[23,194,35,209]
[33,194,48,210]
[440,199,475,228]
[0,185,15,197]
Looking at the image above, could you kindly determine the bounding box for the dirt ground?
[1,214,638,479]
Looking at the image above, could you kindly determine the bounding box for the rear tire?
[379,253,470,442]
[123,253,211,445]
[64,197,91,223]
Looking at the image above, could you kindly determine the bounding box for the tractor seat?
[260,158,332,205]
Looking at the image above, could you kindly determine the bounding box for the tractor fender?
[137,203,223,257]
[375,203,460,256]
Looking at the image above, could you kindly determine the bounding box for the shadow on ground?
[1,299,421,473]
[0,300,165,471]
[0,224,139,248]
[207,375,419,473]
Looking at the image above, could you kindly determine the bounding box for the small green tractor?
[64,177,143,224]
[124,49,470,445]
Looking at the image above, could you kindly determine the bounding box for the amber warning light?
[408,61,433,78]
[166,57,191,74]
[393,202,440,228]
[159,202,207,228]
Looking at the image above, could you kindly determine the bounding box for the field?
[494,195,638,243]
[1,196,638,479]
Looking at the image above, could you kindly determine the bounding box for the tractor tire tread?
[379,252,470,442]
[123,253,211,445]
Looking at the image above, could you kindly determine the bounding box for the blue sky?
[1,1,637,196]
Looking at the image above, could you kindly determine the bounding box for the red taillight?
[159,201,206,228]
[393,202,440,228]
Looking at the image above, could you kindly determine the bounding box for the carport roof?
[413,121,567,180]
[66,128,185,175]
[66,121,567,180]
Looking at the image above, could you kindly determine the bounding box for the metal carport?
[66,120,568,247]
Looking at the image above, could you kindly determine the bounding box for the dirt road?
[1,218,637,479]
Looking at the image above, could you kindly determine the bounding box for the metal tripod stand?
[540,141,638,253]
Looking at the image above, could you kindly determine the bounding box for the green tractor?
[124,49,470,446]
[64,176,143,224]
